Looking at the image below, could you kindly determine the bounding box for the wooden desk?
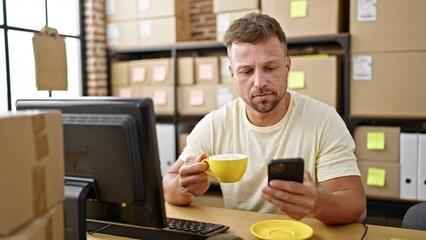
[87,204,426,240]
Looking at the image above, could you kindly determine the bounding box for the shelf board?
[108,34,350,56]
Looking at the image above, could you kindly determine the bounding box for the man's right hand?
[177,153,211,197]
[163,153,210,205]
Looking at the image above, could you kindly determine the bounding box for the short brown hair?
[223,12,287,54]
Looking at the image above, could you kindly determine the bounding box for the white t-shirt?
[179,91,360,214]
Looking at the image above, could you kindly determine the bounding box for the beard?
[246,88,286,113]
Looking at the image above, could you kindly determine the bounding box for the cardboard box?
[138,0,189,19]
[2,203,64,240]
[111,61,129,87]
[213,0,260,13]
[147,58,174,85]
[107,21,139,49]
[178,57,195,86]
[138,16,190,46]
[353,126,400,163]
[128,59,150,85]
[216,9,259,42]
[178,86,217,115]
[106,0,138,22]
[350,51,426,118]
[132,85,174,115]
[358,161,400,199]
[0,111,64,236]
[289,55,341,111]
[350,0,426,52]
[111,86,132,98]
[195,56,220,84]
[178,85,238,115]
[262,0,343,38]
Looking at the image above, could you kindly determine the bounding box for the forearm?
[162,174,194,206]
[311,188,366,224]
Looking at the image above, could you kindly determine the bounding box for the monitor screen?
[16,97,168,239]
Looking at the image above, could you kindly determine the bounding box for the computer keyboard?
[165,217,230,239]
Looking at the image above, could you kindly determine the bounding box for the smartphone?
[267,158,304,184]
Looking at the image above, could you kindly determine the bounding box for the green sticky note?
[288,71,305,89]
[291,0,308,18]
[367,132,385,150]
[367,167,386,187]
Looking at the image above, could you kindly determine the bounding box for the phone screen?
[267,158,304,184]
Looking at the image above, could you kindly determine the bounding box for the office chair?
[401,202,426,230]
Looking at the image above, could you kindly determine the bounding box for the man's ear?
[285,56,291,72]
[228,65,234,79]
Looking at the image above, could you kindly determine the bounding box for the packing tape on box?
[35,135,49,161]
[32,166,47,216]
[32,114,49,161]
[31,114,46,135]
[46,212,53,240]
[31,115,48,216]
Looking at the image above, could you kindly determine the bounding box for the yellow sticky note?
[288,71,305,89]
[367,167,386,187]
[367,132,385,150]
[291,0,308,18]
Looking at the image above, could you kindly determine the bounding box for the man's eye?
[265,67,276,72]
[239,69,252,75]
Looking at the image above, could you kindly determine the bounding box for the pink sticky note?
[153,66,167,82]
[153,90,167,106]
[189,90,204,106]
[198,64,214,81]
[132,67,146,82]
[119,88,132,97]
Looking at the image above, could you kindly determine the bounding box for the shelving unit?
[107,34,351,156]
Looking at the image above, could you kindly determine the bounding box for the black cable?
[361,222,368,240]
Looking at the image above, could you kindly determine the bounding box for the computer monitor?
[15,97,183,240]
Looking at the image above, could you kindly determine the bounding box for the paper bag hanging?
[32,26,68,91]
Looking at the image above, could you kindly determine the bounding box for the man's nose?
[253,70,267,88]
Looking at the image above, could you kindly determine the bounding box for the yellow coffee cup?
[201,154,248,183]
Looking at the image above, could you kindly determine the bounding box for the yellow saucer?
[250,220,314,240]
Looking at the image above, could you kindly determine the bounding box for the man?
[163,13,366,224]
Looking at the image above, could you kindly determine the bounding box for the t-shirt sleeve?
[316,108,361,182]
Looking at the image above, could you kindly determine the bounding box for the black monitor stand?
[64,177,95,240]
[64,178,193,240]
